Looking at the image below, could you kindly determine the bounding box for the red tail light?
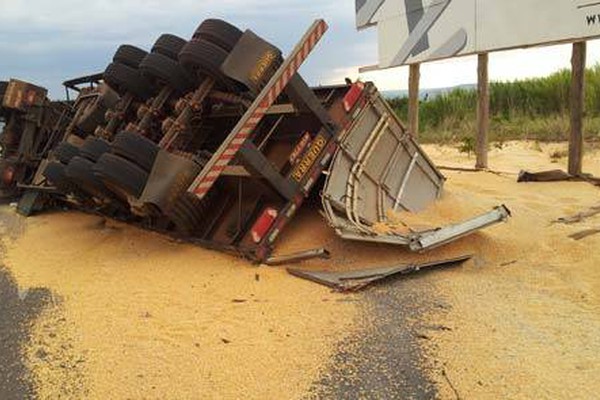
[251,207,279,243]
[343,81,365,112]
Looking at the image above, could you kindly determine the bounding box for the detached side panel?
[322,82,510,250]
[322,83,444,229]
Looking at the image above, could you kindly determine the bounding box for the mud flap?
[221,30,282,95]
[131,150,201,213]
[321,84,510,251]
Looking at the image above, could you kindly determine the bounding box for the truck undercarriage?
[2,18,510,262]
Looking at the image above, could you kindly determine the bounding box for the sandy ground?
[419,141,600,399]
[1,212,359,399]
[1,140,599,399]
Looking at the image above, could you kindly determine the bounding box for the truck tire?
[168,205,195,235]
[111,131,159,172]
[169,193,203,235]
[54,142,80,164]
[169,190,215,235]
[179,38,237,89]
[193,19,243,52]
[139,52,194,95]
[66,156,110,199]
[80,137,111,162]
[113,45,148,68]
[104,62,154,100]
[94,153,148,198]
[151,34,187,61]
[166,156,212,234]
[43,161,71,191]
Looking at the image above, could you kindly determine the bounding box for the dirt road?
[1,141,599,399]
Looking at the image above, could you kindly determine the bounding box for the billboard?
[356,0,600,70]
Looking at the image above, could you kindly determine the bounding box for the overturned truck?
[20,19,509,262]
[0,79,71,201]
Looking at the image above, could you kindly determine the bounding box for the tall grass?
[387,65,600,143]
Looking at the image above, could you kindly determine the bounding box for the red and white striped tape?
[188,19,329,199]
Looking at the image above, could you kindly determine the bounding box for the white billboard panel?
[357,0,600,69]
[356,0,447,29]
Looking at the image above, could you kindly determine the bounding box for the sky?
[2,0,600,99]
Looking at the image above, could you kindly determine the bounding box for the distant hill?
[382,83,476,100]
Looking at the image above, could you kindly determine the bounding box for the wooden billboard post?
[569,41,586,176]
[408,63,421,138]
[476,53,490,170]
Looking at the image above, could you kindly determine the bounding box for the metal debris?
[265,248,331,266]
[287,255,472,292]
[554,204,600,224]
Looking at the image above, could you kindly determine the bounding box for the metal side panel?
[133,150,202,213]
[322,84,510,251]
[409,205,511,251]
[322,84,444,231]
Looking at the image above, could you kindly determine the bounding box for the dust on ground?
[2,140,600,399]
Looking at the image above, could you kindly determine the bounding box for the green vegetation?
[387,65,600,144]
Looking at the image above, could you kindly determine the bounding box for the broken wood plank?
[569,228,600,241]
[554,205,600,224]
[265,248,330,266]
[518,169,600,188]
